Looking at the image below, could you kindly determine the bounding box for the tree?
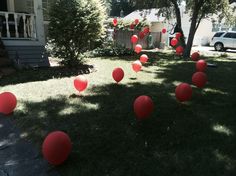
[131,0,235,57]
[48,0,107,67]
[109,0,135,16]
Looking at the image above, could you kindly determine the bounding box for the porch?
[0,0,40,40]
[0,0,49,67]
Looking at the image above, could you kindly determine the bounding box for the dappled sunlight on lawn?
[212,124,233,136]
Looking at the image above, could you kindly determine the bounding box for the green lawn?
[1,52,236,176]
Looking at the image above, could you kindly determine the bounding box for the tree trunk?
[183,6,199,58]
[172,0,186,47]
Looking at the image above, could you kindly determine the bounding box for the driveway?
[191,46,236,58]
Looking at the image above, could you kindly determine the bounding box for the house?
[0,0,49,67]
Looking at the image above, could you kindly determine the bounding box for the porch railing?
[0,11,36,39]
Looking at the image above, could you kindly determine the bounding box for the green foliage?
[92,41,134,57]
[48,0,107,67]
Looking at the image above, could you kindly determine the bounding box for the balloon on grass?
[131,35,138,44]
[196,59,207,72]
[132,60,142,72]
[176,46,184,55]
[171,38,178,46]
[191,52,200,61]
[134,95,154,120]
[112,67,124,83]
[0,92,17,115]
[140,54,149,63]
[175,83,192,102]
[42,131,72,165]
[192,72,207,88]
[74,75,88,92]
[135,44,142,54]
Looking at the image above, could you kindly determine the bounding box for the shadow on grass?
[14,79,236,176]
[0,64,95,86]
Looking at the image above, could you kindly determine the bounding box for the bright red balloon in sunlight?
[170,38,178,46]
[132,60,142,72]
[131,35,138,44]
[135,44,142,54]
[134,95,154,120]
[134,19,139,25]
[175,83,192,102]
[192,72,207,88]
[196,59,207,72]
[42,131,72,165]
[140,54,149,63]
[0,92,17,115]
[176,46,184,55]
[175,32,182,39]
[191,52,200,61]
[74,75,88,92]
[113,18,118,26]
[162,28,167,34]
[112,67,124,83]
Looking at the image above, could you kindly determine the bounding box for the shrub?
[48,0,107,67]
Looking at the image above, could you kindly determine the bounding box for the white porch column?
[34,0,45,45]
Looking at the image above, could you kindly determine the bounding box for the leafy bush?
[48,0,107,67]
[92,41,134,57]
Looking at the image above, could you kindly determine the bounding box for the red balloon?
[170,38,178,46]
[134,19,139,25]
[196,59,207,72]
[74,75,88,92]
[132,60,142,72]
[131,35,138,44]
[0,92,17,115]
[143,27,150,35]
[175,32,182,39]
[135,44,142,54]
[130,23,135,30]
[162,28,167,33]
[42,131,72,165]
[139,31,145,39]
[176,46,184,55]
[112,67,124,83]
[140,54,149,63]
[191,52,200,61]
[175,83,192,102]
[113,18,118,26]
[133,95,154,120]
[192,72,207,88]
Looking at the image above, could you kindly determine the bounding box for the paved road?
[0,115,59,176]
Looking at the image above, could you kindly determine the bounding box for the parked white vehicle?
[210,31,236,51]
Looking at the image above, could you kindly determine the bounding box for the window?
[223,32,234,38]
[231,33,236,39]
[213,32,225,37]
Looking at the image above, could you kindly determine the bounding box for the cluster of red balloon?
[175,52,208,102]
[170,32,185,55]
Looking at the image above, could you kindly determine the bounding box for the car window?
[213,32,225,37]
[231,33,236,39]
[223,32,234,38]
